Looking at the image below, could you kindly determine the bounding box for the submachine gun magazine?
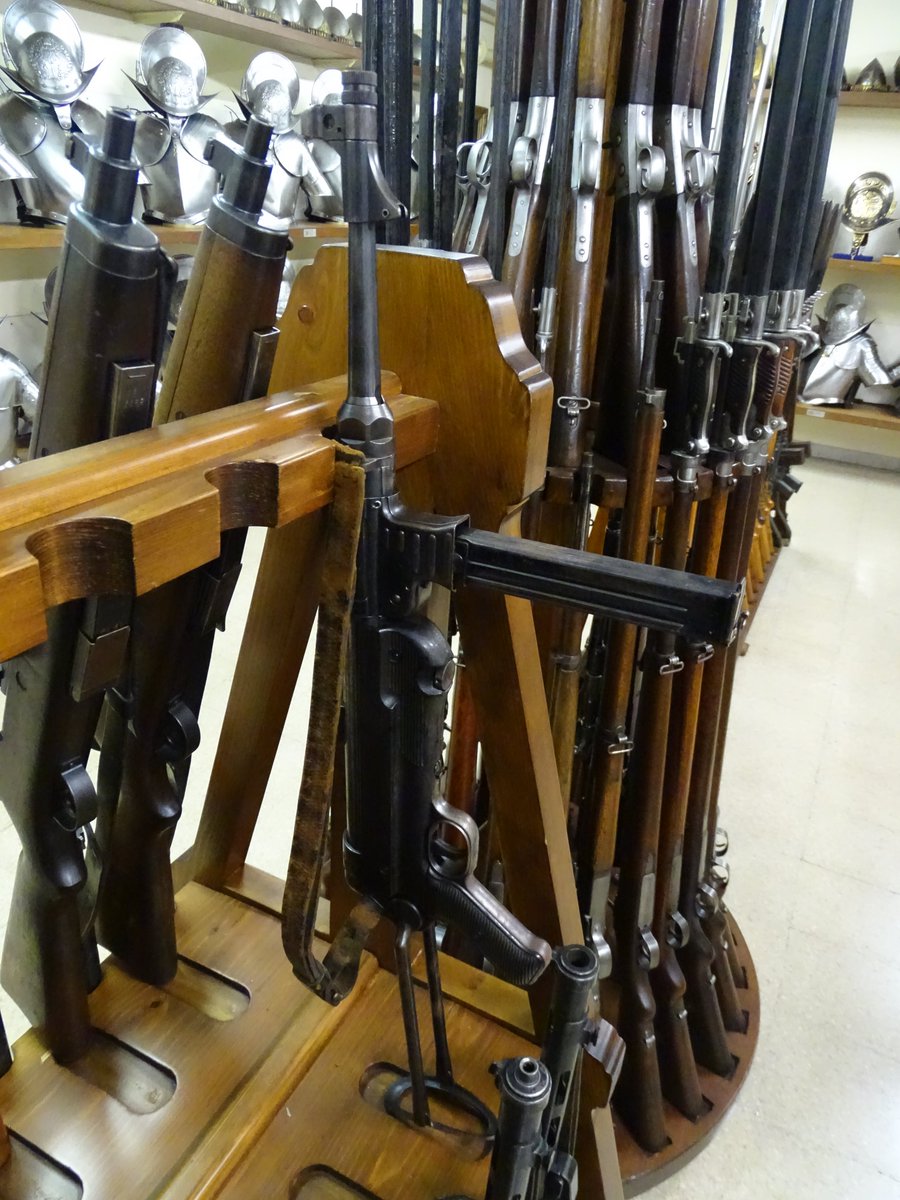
[289,69,742,1150]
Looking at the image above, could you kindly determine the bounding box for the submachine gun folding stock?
[287,69,742,1146]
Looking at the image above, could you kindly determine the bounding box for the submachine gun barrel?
[0,108,172,1063]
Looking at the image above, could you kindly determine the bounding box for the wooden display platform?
[617,914,760,1196]
[0,884,534,1199]
[0,881,760,1199]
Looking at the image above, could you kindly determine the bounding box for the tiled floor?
[0,458,897,1197]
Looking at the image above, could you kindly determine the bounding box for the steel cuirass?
[801,284,900,406]
[0,0,102,222]
[0,346,38,468]
[127,27,220,223]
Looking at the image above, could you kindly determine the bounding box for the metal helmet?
[852,59,889,92]
[1,0,99,107]
[239,52,301,134]
[822,284,868,345]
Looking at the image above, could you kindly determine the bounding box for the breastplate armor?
[136,111,220,224]
[0,92,95,222]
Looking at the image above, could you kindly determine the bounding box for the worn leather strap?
[281,447,379,1005]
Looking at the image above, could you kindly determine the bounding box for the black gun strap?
[281,447,379,1005]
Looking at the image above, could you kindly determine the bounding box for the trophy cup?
[841,172,896,258]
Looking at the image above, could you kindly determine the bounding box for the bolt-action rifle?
[457,0,533,262]
[538,0,620,806]
[695,0,852,1035]
[573,282,668,988]
[677,0,819,1074]
[502,0,564,334]
[0,109,173,1062]
[647,0,761,1121]
[283,70,742,1139]
[96,115,287,985]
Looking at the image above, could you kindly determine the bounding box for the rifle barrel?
[705,0,763,294]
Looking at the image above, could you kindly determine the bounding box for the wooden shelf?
[839,89,900,109]
[0,219,348,251]
[72,0,363,61]
[826,255,900,274]
[797,401,900,432]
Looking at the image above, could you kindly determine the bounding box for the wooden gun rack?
[0,247,758,1200]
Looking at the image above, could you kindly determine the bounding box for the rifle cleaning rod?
[706,0,765,294]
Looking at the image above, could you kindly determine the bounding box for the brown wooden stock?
[548,0,621,470]
[700,459,768,1033]
[154,226,284,424]
[674,476,734,1076]
[656,0,702,106]
[649,481,707,1119]
[500,0,564,334]
[655,192,702,393]
[691,0,721,108]
[540,0,622,808]
[615,0,666,105]
[531,0,563,95]
[578,403,664,907]
[612,633,675,1152]
[548,618,584,806]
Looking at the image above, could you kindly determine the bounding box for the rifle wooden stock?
[616,0,665,104]
[612,629,676,1151]
[0,600,119,1062]
[155,225,284,424]
[691,0,720,109]
[540,0,621,804]
[2,852,91,1064]
[501,0,562,335]
[96,578,194,984]
[576,401,664,929]
[655,191,702,389]
[698,450,772,1033]
[547,625,582,805]
[674,477,733,1076]
[549,0,620,440]
[102,211,287,981]
[649,480,708,1119]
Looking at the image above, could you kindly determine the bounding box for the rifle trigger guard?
[428,795,479,879]
[638,144,666,195]
[666,910,690,949]
[510,134,536,185]
[695,881,719,919]
[54,763,97,833]
[158,698,201,764]
[637,927,660,970]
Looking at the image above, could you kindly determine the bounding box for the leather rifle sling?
[281,446,380,1004]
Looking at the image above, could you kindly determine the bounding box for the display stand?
[0,247,757,1198]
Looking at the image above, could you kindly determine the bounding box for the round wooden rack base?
[616,912,761,1196]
